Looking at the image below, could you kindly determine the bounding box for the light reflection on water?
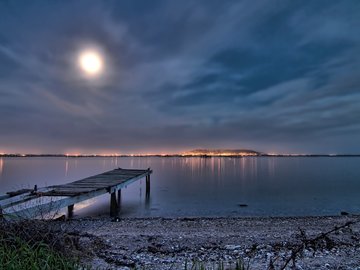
[0,157,359,217]
[65,159,69,177]
[0,158,3,176]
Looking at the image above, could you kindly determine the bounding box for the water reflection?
[268,157,275,177]
[0,158,3,177]
[75,198,97,211]
[65,159,69,177]
[172,157,265,183]
[0,156,359,217]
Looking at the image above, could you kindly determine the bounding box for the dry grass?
[0,219,89,270]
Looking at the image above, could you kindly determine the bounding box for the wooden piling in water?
[67,204,74,218]
[110,191,118,217]
[117,189,121,211]
[146,174,150,195]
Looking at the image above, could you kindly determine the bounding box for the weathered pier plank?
[0,168,152,219]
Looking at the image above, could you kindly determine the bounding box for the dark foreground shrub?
[0,235,81,270]
[0,220,86,270]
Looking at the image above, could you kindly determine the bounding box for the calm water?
[0,157,359,217]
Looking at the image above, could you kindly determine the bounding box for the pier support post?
[117,189,121,212]
[110,192,119,217]
[67,204,74,219]
[145,174,150,207]
[146,174,150,195]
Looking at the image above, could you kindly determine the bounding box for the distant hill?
[182,149,260,156]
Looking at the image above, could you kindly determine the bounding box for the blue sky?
[0,1,359,154]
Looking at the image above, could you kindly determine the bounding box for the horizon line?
[1,153,360,157]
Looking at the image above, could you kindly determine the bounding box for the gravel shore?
[68,215,360,270]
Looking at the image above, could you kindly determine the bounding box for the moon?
[78,50,103,76]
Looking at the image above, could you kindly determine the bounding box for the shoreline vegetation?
[0,220,85,270]
[1,216,359,269]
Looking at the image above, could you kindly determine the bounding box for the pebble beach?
[66,215,360,269]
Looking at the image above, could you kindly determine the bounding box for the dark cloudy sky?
[0,1,359,154]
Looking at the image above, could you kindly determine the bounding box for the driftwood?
[267,220,357,270]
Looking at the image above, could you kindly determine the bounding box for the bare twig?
[278,220,357,270]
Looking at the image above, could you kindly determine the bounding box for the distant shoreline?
[1,154,360,158]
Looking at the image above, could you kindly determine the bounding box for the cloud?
[0,0,359,153]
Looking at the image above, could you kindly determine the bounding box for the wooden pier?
[0,168,152,219]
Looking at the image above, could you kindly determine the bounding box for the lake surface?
[0,157,359,217]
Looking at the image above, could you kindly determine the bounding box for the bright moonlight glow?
[78,50,103,76]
